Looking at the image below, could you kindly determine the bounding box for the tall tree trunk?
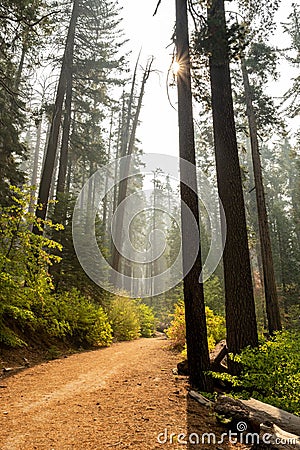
[102,111,114,233]
[246,141,268,329]
[120,52,141,159]
[175,0,212,391]
[111,56,141,233]
[86,159,94,231]
[112,110,122,218]
[56,70,73,198]
[111,60,153,275]
[241,59,282,334]
[33,0,79,234]
[277,222,287,294]
[208,0,258,370]
[28,115,43,221]
[14,29,28,90]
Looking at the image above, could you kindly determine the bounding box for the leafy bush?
[205,306,226,349]
[165,300,226,353]
[165,301,185,350]
[212,331,300,416]
[108,296,141,341]
[137,303,156,337]
[0,188,112,349]
[33,289,113,347]
[0,188,153,351]
[0,187,62,346]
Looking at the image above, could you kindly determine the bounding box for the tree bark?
[175,0,212,391]
[56,69,73,198]
[33,0,79,234]
[241,59,282,334]
[102,111,114,233]
[28,115,43,223]
[208,0,258,370]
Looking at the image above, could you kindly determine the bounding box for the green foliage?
[108,296,141,341]
[165,301,185,350]
[137,303,156,338]
[32,288,113,347]
[212,331,300,416]
[0,188,112,349]
[282,3,300,117]
[0,0,53,206]
[108,296,156,341]
[205,306,226,350]
[165,300,226,353]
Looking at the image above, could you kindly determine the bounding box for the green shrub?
[0,188,112,349]
[165,301,226,353]
[165,301,185,350]
[0,187,62,347]
[205,306,226,348]
[33,289,113,347]
[108,296,141,341]
[212,331,300,416]
[137,303,156,337]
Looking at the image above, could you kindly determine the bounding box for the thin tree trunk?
[111,60,153,275]
[120,52,141,159]
[28,116,43,221]
[86,160,94,231]
[14,30,28,89]
[66,153,73,195]
[111,57,141,239]
[277,222,287,294]
[208,0,258,371]
[175,0,212,391]
[241,59,282,334]
[49,138,61,203]
[111,107,124,238]
[33,0,79,234]
[102,112,114,232]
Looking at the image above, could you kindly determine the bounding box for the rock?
[177,359,189,376]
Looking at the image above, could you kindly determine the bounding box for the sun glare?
[172,61,180,75]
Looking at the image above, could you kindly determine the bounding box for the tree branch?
[153,0,162,16]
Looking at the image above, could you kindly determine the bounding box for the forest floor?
[0,337,249,450]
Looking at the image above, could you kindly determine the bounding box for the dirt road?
[0,337,241,450]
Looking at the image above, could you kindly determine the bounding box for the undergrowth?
[212,330,300,416]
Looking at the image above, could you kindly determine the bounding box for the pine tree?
[207,0,258,368]
[175,0,212,390]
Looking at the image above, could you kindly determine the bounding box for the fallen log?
[210,339,228,372]
[188,390,212,407]
[215,395,300,437]
[258,422,300,450]
[177,340,228,376]
[2,365,27,374]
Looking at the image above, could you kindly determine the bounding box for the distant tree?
[111,58,153,276]
[240,44,282,334]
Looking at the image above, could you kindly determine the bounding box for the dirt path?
[0,337,244,450]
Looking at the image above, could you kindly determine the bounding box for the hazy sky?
[118,0,178,156]
[118,0,298,156]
